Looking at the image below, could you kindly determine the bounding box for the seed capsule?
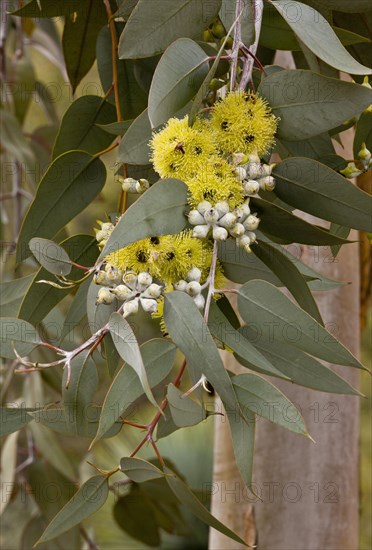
[105,266,122,285]
[243,179,260,196]
[186,281,202,297]
[96,287,115,305]
[213,226,228,241]
[93,270,108,286]
[123,298,139,317]
[237,235,252,249]
[192,225,210,239]
[229,223,245,238]
[186,267,202,282]
[204,208,220,224]
[140,297,158,313]
[235,166,247,181]
[197,201,212,215]
[188,209,205,225]
[135,179,150,193]
[214,201,230,218]
[258,175,276,191]
[218,212,237,229]
[244,215,260,230]
[120,177,138,193]
[194,293,205,311]
[113,284,134,301]
[123,271,138,289]
[174,280,188,291]
[137,272,152,290]
[142,283,162,298]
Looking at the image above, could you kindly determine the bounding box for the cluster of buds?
[173,267,205,311]
[94,265,162,318]
[232,152,276,195]
[117,176,150,194]
[94,220,115,250]
[340,143,372,179]
[189,200,259,253]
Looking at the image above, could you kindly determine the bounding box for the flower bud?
[229,223,245,238]
[246,162,261,179]
[192,225,210,239]
[243,179,260,195]
[186,281,202,297]
[123,298,139,317]
[258,175,276,191]
[120,177,138,193]
[211,20,225,39]
[123,271,137,289]
[186,267,202,282]
[235,166,247,181]
[208,78,225,91]
[244,214,260,230]
[188,209,205,225]
[137,272,152,290]
[261,163,276,176]
[358,143,371,164]
[248,153,261,163]
[213,226,228,241]
[194,293,205,311]
[218,212,237,229]
[95,229,106,242]
[174,280,188,291]
[214,201,230,218]
[204,208,220,224]
[142,283,162,298]
[140,297,158,313]
[340,162,363,178]
[234,203,250,222]
[237,234,252,249]
[96,287,115,305]
[231,152,248,166]
[105,266,123,285]
[246,231,257,243]
[113,284,134,301]
[197,201,212,215]
[93,270,108,286]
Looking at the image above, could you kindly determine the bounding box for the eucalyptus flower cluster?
[94,221,115,250]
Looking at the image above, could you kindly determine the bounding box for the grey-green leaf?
[117,108,152,164]
[226,407,255,489]
[167,384,206,427]
[0,276,33,317]
[0,318,40,359]
[0,407,34,437]
[29,238,72,276]
[120,457,165,482]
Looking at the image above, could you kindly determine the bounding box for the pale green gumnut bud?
[186,267,202,282]
[204,208,220,224]
[101,222,114,233]
[243,179,260,195]
[135,179,150,193]
[215,201,230,218]
[261,163,276,176]
[137,272,152,289]
[229,223,245,238]
[248,153,261,163]
[197,200,212,215]
[95,229,106,242]
[96,287,115,305]
[231,152,248,166]
[186,281,202,297]
[246,231,257,243]
[123,298,139,317]
[93,270,108,285]
[143,283,162,298]
[188,209,205,225]
[174,279,188,291]
[113,284,133,301]
[218,212,237,229]
[234,203,250,221]
[358,143,371,164]
[235,166,247,181]
[140,297,158,313]
[340,162,363,178]
[121,177,138,193]
[237,234,252,249]
[213,226,228,241]
[192,225,210,239]
[123,271,138,289]
[244,214,260,230]
[194,293,205,311]
[106,266,122,285]
[258,175,276,191]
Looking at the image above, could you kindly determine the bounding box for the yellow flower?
[106,236,168,278]
[150,116,216,180]
[210,91,278,156]
[157,231,209,284]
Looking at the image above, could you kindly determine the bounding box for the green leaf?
[117,108,152,164]
[252,240,323,324]
[259,70,372,141]
[237,280,365,369]
[120,457,165,482]
[60,277,92,341]
[164,292,241,414]
[36,475,109,545]
[62,0,107,92]
[167,384,206,427]
[0,276,33,317]
[0,110,35,169]
[118,0,222,59]
[0,407,34,437]
[0,431,19,515]
[354,110,372,159]
[251,197,351,245]
[227,407,255,490]
[232,373,308,436]
[86,278,118,332]
[208,301,288,378]
[238,326,361,395]
[92,339,176,445]
[273,158,372,232]
[11,0,79,17]
[270,1,371,75]
[29,238,72,276]
[53,96,116,158]
[148,38,209,128]
[113,491,160,547]
[0,318,40,359]
[17,152,106,263]
[220,0,255,45]
[164,466,247,545]
[156,405,180,439]
[97,120,133,136]
[108,313,159,409]
[279,133,335,160]
[102,332,121,377]
[20,235,98,326]
[99,179,188,258]
[318,0,371,11]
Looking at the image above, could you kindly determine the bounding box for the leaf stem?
[103,0,122,122]
[203,240,218,323]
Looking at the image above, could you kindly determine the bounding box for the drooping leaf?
[37,475,109,545]
[273,158,372,232]
[53,96,116,158]
[148,38,209,128]
[29,238,72,276]
[60,277,92,341]
[120,457,165,482]
[227,407,255,490]
[118,0,222,59]
[167,384,206,427]
[113,490,160,547]
[92,339,176,445]
[354,110,372,159]
[0,431,19,515]
[237,280,365,369]
[259,70,372,141]
[17,152,106,263]
[117,108,152,164]
[0,407,34,437]
[0,276,33,317]
[86,278,118,333]
[97,120,133,136]
[99,179,188,258]
[279,133,335,161]
[0,318,40,359]
[11,0,78,17]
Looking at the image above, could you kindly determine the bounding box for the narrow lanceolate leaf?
[258,70,372,141]
[99,179,188,258]
[120,457,165,483]
[29,238,72,276]
[60,277,92,341]
[270,1,372,75]
[353,110,372,161]
[0,407,34,437]
[109,313,158,410]
[36,475,109,545]
[227,407,255,490]
[237,280,365,370]
[53,96,116,158]
[148,38,209,128]
[208,301,287,379]
[91,339,176,445]
[164,292,241,415]
[0,318,40,359]
[252,240,323,324]
[238,326,361,396]
[118,0,222,59]
[273,158,372,232]
[232,373,309,436]
[117,109,152,165]
[167,384,206,428]
[164,467,247,546]
[0,275,33,317]
[17,152,106,263]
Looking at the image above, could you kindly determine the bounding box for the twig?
[204,240,218,323]
[230,0,243,90]
[239,0,264,90]
[103,0,122,122]
[80,526,100,550]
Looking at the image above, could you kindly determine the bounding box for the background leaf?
[0,318,40,359]
[29,238,72,276]
[167,384,206,427]
[119,457,165,482]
